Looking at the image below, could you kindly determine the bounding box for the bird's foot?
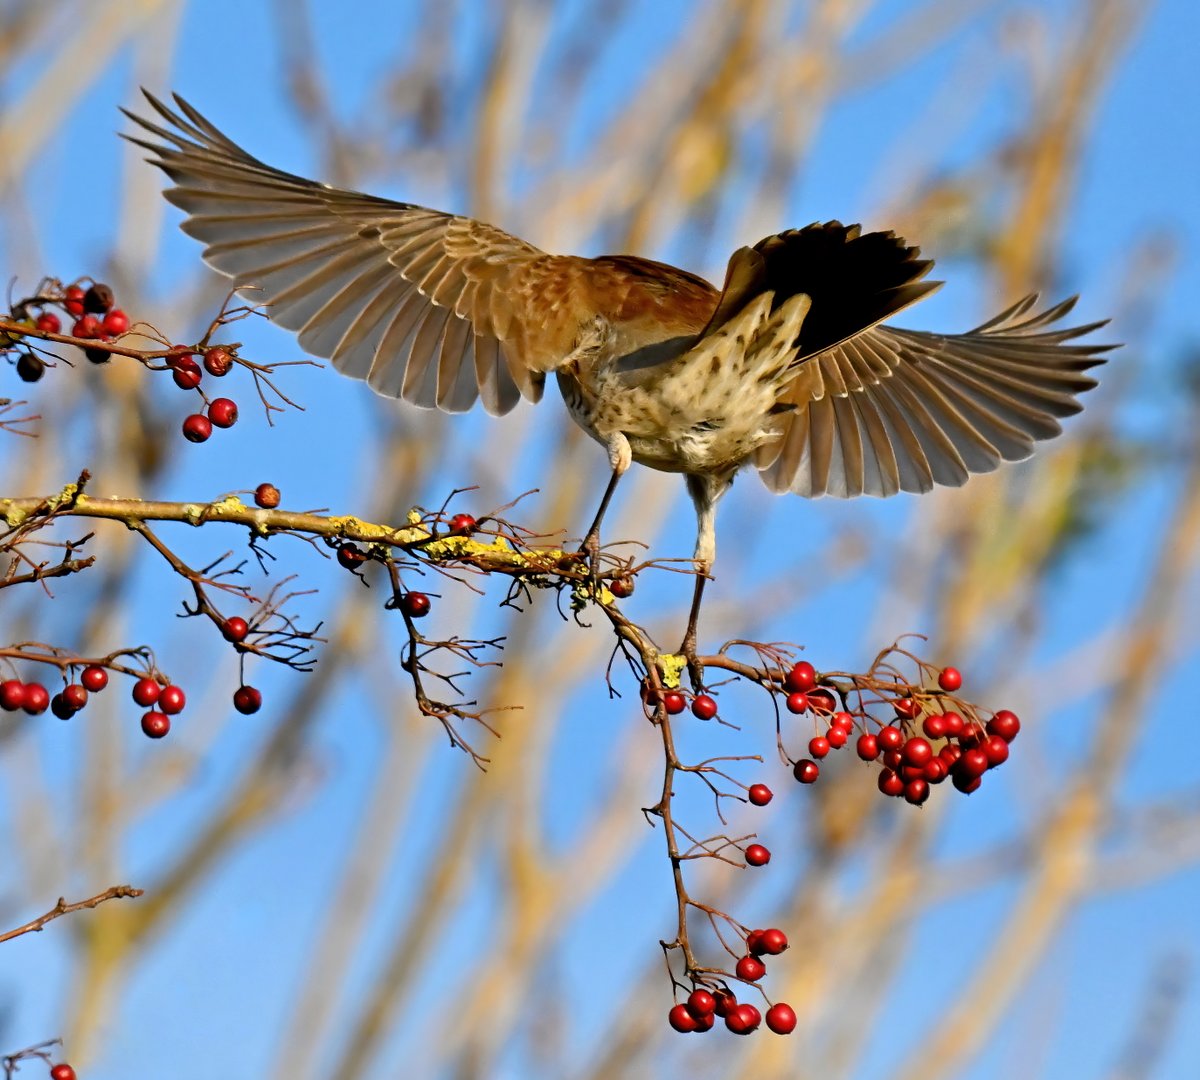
[679,625,705,691]
[576,528,604,599]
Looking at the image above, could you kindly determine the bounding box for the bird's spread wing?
[756,294,1114,498]
[123,91,558,415]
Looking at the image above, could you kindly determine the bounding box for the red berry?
[686,989,716,1019]
[747,783,773,806]
[793,759,819,784]
[254,483,281,509]
[987,710,1021,742]
[36,312,61,334]
[923,758,948,783]
[337,544,366,570]
[22,682,49,714]
[62,683,88,710]
[938,666,963,692]
[609,575,634,599]
[159,684,186,715]
[939,744,963,768]
[745,844,771,867]
[894,696,920,718]
[132,678,160,707]
[222,616,249,643]
[765,1002,797,1035]
[784,660,816,693]
[691,694,718,720]
[856,733,879,760]
[878,769,904,797]
[878,725,904,751]
[182,413,212,442]
[668,1003,699,1033]
[831,710,855,731]
[902,737,933,767]
[16,353,45,381]
[83,283,114,313]
[400,591,431,618]
[883,748,903,771]
[448,513,476,534]
[662,691,686,715]
[141,711,170,738]
[746,928,765,955]
[208,397,239,428]
[51,693,77,720]
[785,691,809,715]
[942,711,965,737]
[102,308,130,335]
[983,734,1010,767]
[826,725,848,749]
[63,285,86,316]
[173,358,203,390]
[203,346,234,376]
[735,954,766,982]
[0,680,27,711]
[904,778,930,805]
[233,685,263,714]
[81,665,109,692]
[712,989,737,1017]
[50,1066,77,1080]
[808,735,830,759]
[757,927,789,955]
[72,314,101,338]
[725,1003,761,1035]
[953,771,982,794]
[959,721,984,748]
[808,688,836,714]
[692,1012,715,1032]
[957,748,989,780]
[900,764,926,782]
[922,713,947,739]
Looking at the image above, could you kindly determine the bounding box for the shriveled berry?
[662,691,686,715]
[62,683,88,710]
[922,713,947,739]
[757,928,789,955]
[904,778,930,805]
[856,733,879,760]
[15,352,45,381]
[793,759,819,784]
[785,691,809,714]
[81,665,108,692]
[141,711,170,738]
[36,312,61,334]
[878,725,904,751]
[208,397,239,428]
[254,482,281,509]
[687,989,716,1019]
[103,308,130,335]
[83,282,114,314]
[400,591,431,618]
[233,685,263,714]
[448,513,477,534]
[182,414,212,442]
[784,660,816,693]
[49,1066,77,1080]
[735,954,766,982]
[1,680,27,711]
[173,357,203,390]
[159,684,186,715]
[222,616,249,643]
[983,734,1010,767]
[808,735,830,759]
[712,989,737,1017]
[203,346,234,376]
[745,844,771,867]
[902,737,933,767]
[747,783,773,806]
[878,768,904,797]
[987,710,1021,742]
[726,1003,761,1035]
[826,725,848,749]
[691,694,718,720]
[50,693,77,720]
[609,575,634,598]
[938,666,963,692]
[668,1003,699,1033]
[765,1002,797,1035]
[132,677,160,707]
[22,683,49,714]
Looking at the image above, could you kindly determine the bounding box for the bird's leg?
[579,433,632,588]
[679,473,728,689]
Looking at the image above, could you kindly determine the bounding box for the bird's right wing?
[123,91,565,415]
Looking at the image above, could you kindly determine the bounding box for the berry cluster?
[4,280,130,381]
[781,661,1020,804]
[173,346,240,444]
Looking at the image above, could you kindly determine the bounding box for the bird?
[123,91,1112,664]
